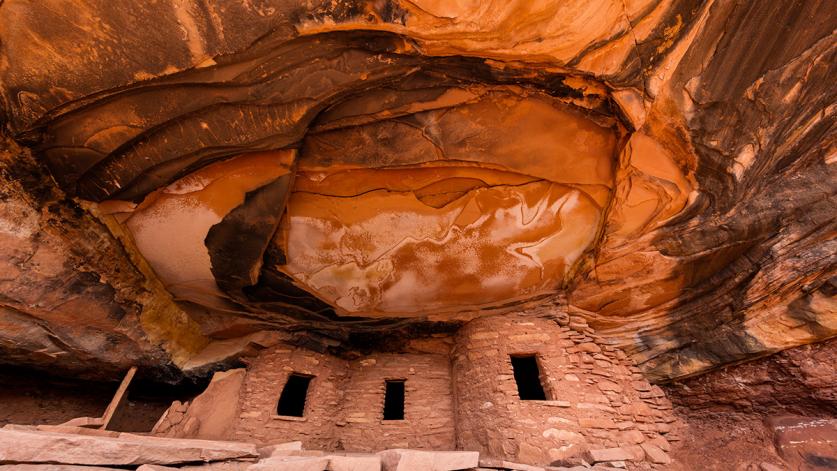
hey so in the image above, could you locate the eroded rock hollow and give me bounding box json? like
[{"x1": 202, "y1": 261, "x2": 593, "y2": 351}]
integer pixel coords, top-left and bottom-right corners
[{"x1": 0, "y1": 0, "x2": 835, "y2": 468}]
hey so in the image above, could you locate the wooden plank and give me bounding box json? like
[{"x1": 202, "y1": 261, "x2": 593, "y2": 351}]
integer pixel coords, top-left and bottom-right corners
[{"x1": 100, "y1": 366, "x2": 137, "y2": 430}]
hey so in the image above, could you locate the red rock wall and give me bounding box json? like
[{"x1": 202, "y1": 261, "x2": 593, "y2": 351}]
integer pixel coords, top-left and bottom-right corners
[
  {"x1": 452, "y1": 313, "x2": 676, "y2": 466},
  {"x1": 0, "y1": 138, "x2": 202, "y2": 379},
  {"x1": 0, "y1": 0, "x2": 834, "y2": 385},
  {"x1": 336, "y1": 353, "x2": 455, "y2": 451},
  {"x1": 232, "y1": 347, "x2": 456, "y2": 450},
  {"x1": 229, "y1": 311, "x2": 679, "y2": 466},
  {"x1": 666, "y1": 337, "x2": 837, "y2": 415},
  {"x1": 233, "y1": 346, "x2": 347, "y2": 449}
]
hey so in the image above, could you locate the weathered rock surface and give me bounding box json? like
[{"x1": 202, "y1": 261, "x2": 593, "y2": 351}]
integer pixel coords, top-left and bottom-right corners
[
  {"x1": 0, "y1": 428, "x2": 258, "y2": 466},
  {"x1": 667, "y1": 337, "x2": 837, "y2": 414},
  {"x1": 767, "y1": 416, "x2": 837, "y2": 470},
  {"x1": 0, "y1": 428, "x2": 484, "y2": 471},
  {"x1": 247, "y1": 456, "x2": 330, "y2": 471},
  {"x1": 0, "y1": 138, "x2": 202, "y2": 379},
  {"x1": 0, "y1": 466, "x2": 123, "y2": 471},
  {"x1": 584, "y1": 446, "x2": 645, "y2": 463},
  {"x1": 322, "y1": 454, "x2": 382, "y2": 471},
  {"x1": 153, "y1": 368, "x2": 245, "y2": 439},
  {"x1": 378, "y1": 449, "x2": 479, "y2": 471},
  {"x1": 0, "y1": 0, "x2": 833, "y2": 384}
]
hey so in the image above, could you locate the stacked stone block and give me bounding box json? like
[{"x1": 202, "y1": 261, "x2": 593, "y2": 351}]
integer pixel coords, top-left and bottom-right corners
[
  {"x1": 227, "y1": 309, "x2": 679, "y2": 468},
  {"x1": 452, "y1": 312, "x2": 676, "y2": 467},
  {"x1": 233, "y1": 348, "x2": 456, "y2": 451}
]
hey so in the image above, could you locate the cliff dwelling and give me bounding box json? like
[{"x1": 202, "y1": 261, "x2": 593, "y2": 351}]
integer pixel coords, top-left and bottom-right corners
[{"x1": 0, "y1": 1, "x2": 835, "y2": 470}]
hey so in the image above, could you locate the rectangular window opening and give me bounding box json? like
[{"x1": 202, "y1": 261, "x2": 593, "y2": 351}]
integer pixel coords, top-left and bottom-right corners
[
  {"x1": 383, "y1": 379, "x2": 406, "y2": 420},
  {"x1": 511, "y1": 355, "x2": 548, "y2": 400},
  {"x1": 276, "y1": 373, "x2": 313, "y2": 417}
]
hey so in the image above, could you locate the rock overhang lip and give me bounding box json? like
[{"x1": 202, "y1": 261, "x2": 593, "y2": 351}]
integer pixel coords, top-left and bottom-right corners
[
  {"x1": 100, "y1": 87, "x2": 625, "y2": 320},
  {"x1": 17, "y1": 29, "x2": 640, "y2": 324}
]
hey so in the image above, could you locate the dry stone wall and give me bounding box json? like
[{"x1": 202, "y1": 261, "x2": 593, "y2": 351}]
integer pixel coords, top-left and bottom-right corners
[
  {"x1": 336, "y1": 353, "x2": 456, "y2": 451},
  {"x1": 233, "y1": 346, "x2": 348, "y2": 449},
  {"x1": 452, "y1": 313, "x2": 677, "y2": 466},
  {"x1": 231, "y1": 347, "x2": 456, "y2": 451},
  {"x1": 194, "y1": 309, "x2": 679, "y2": 468}
]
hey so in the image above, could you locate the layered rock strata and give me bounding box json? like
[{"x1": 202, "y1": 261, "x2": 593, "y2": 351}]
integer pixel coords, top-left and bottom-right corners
[
  {"x1": 666, "y1": 337, "x2": 837, "y2": 415},
  {"x1": 0, "y1": 0, "x2": 833, "y2": 383}
]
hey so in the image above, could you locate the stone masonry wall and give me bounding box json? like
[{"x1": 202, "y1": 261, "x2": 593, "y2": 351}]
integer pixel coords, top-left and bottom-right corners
[
  {"x1": 232, "y1": 345, "x2": 348, "y2": 449},
  {"x1": 231, "y1": 347, "x2": 456, "y2": 451},
  {"x1": 336, "y1": 353, "x2": 455, "y2": 451},
  {"x1": 222, "y1": 308, "x2": 679, "y2": 468},
  {"x1": 451, "y1": 311, "x2": 677, "y2": 467}
]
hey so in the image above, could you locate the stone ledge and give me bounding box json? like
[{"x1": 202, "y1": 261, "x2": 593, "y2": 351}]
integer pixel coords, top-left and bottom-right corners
[{"x1": 272, "y1": 415, "x2": 308, "y2": 422}]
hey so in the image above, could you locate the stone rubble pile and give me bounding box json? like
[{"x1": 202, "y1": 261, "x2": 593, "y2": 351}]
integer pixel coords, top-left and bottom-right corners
[{"x1": 0, "y1": 426, "x2": 673, "y2": 470}]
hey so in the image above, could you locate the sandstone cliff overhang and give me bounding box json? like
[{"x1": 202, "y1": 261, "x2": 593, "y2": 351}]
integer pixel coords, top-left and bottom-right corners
[{"x1": 0, "y1": 0, "x2": 834, "y2": 382}]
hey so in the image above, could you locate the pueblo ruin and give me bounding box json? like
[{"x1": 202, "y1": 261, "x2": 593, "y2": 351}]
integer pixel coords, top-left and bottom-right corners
[{"x1": 0, "y1": 1, "x2": 834, "y2": 470}]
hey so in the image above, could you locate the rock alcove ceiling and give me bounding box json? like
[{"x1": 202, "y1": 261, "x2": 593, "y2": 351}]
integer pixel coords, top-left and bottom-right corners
[{"x1": 0, "y1": 0, "x2": 834, "y2": 384}]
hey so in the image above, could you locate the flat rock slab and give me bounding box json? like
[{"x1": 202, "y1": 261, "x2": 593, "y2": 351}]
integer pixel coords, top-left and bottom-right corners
[
  {"x1": 35, "y1": 425, "x2": 121, "y2": 438},
  {"x1": 325, "y1": 454, "x2": 381, "y2": 471},
  {"x1": 584, "y1": 446, "x2": 645, "y2": 463},
  {"x1": 378, "y1": 449, "x2": 479, "y2": 471},
  {"x1": 258, "y1": 441, "x2": 304, "y2": 458},
  {"x1": 478, "y1": 458, "x2": 545, "y2": 471},
  {"x1": 179, "y1": 463, "x2": 252, "y2": 470},
  {"x1": 472, "y1": 466, "x2": 612, "y2": 471},
  {"x1": 767, "y1": 415, "x2": 837, "y2": 470},
  {"x1": 639, "y1": 444, "x2": 670, "y2": 464},
  {"x1": 247, "y1": 456, "x2": 329, "y2": 471},
  {"x1": 0, "y1": 428, "x2": 258, "y2": 466},
  {"x1": 0, "y1": 466, "x2": 123, "y2": 471}
]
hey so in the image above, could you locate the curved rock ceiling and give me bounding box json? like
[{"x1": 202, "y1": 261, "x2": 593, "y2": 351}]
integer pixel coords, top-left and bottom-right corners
[
  {"x1": 0, "y1": 0, "x2": 834, "y2": 382},
  {"x1": 108, "y1": 87, "x2": 620, "y2": 317}
]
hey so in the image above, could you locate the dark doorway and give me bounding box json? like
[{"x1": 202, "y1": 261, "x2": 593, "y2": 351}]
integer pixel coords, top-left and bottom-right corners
[
  {"x1": 510, "y1": 355, "x2": 548, "y2": 400},
  {"x1": 276, "y1": 373, "x2": 313, "y2": 417},
  {"x1": 383, "y1": 379, "x2": 405, "y2": 420}
]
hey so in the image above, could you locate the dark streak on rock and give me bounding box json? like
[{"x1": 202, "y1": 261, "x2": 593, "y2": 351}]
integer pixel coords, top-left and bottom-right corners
[{"x1": 206, "y1": 171, "x2": 295, "y2": 296}]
